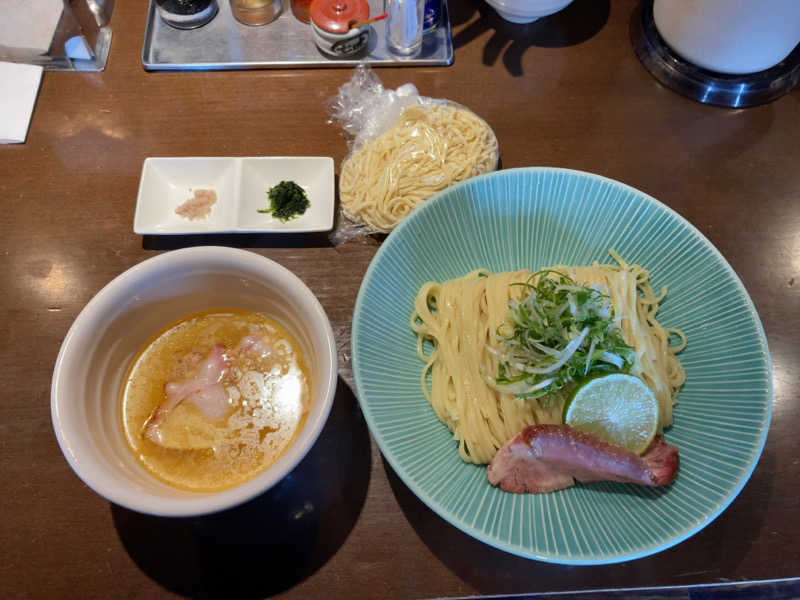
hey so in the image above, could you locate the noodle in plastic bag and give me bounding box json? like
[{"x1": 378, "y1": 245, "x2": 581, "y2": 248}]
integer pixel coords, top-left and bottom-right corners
[{"x1": 328, "y1": 65, "x2": 499, "y2": 241}]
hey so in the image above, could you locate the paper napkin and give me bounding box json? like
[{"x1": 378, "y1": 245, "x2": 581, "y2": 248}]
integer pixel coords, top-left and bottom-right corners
[
  {"x1": 0, "y1": 0, "x2": 63, "y2": 58},
  {"x1": 0, "y1": 61, "x2": 44, "y2": 144}
]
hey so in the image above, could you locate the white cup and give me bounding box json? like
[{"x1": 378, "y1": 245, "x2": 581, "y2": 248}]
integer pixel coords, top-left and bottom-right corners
[
  {"x1": 654, "y1": 0, "x2": 800, "y2": 75},
  {"x1": 51, "y1": 247, "x2": 337, "y2": 517}
]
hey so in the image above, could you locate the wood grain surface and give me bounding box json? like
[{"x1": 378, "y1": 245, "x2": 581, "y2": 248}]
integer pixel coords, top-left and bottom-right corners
[{"x1": 1, "y1": 0, "x2": 798, "y2": 598}]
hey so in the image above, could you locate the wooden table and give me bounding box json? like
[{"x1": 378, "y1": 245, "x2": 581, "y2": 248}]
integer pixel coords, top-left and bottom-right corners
[{"x1": 2, "y1": 0, "x2": 798, "y2": 597}]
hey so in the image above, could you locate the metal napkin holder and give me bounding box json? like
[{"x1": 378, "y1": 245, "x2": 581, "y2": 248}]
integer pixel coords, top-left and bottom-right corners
[{"x1": 0, "y1": 0, "x2": 113, "y2": 72}]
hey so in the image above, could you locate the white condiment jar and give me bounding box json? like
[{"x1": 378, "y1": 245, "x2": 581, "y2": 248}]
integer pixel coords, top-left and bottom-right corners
[{"x1": 310, "y1": 0, "x2": 371, "y2": 58}]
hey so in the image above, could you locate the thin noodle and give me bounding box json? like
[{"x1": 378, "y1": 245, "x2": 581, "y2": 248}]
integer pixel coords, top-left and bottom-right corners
[
  {"x1": 340, "y1": 104, "x2": 498, "y2": 233},
  {"x1": 410, "y1": 253, "x2": 686, "y2": 465}
]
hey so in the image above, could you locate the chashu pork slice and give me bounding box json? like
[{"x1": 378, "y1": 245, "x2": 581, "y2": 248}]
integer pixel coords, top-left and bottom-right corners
[
  {"x1": 143, "y1": 344, "x2": 234, "y2": 450},
  {"x1": 141, "y1": 336, "x2": 273, "y2": 450},
  {"x1": 487, "y1": 424, "x2": 679, "y2": 494}
]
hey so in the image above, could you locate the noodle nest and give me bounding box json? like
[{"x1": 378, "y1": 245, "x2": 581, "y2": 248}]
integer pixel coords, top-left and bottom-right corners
[
  {"x1": 410, "y1": 254, "x2": 686, "y2": 465},
  {"x1": 339, "y1": 103, "x2": 498, "y2": 233}
]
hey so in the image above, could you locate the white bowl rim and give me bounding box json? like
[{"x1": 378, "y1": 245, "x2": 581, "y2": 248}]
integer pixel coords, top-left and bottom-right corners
[
  {"x1": 485, "y1": 0, "x2": 573, "y2": 21},
  {"x1": 51, "y1": 246, "x2": 338, "y2": 517}
]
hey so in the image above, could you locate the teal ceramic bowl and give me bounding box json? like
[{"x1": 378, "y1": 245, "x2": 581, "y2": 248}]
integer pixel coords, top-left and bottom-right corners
[{"x1": 351, "y1": 167, "x2": 772, "y2": 564}]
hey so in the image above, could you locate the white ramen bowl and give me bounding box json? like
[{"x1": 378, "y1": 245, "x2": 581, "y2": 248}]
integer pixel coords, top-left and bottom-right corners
[{"x1": 51, "y1": 246, "x2": 337, "y2": 517}]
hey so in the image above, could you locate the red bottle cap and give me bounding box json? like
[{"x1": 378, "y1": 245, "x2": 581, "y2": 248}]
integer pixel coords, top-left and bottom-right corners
[{"x1": 310, "y1": 0, "x2": 369, "y2": 33}]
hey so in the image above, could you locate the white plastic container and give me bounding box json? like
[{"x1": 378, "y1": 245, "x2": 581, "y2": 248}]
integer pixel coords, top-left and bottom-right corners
[{"x1": 653, "y1": 0, "x2": 800, "y2": 75}]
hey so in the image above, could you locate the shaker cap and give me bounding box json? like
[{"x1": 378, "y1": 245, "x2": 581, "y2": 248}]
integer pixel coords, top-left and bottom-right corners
[{"x1": 310, "y1": 0, "x2": 369, "y2": 33}]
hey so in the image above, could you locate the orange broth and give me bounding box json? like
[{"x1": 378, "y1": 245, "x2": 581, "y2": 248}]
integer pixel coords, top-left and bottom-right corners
[{"x1": 120, "y1": 309, "x2": 310, "y2": 492}]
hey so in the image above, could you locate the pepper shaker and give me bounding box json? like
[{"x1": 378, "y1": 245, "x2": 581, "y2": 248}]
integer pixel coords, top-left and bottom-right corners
[{"x1": 385, "y1": 0, "x2": 424, "y2": 56}]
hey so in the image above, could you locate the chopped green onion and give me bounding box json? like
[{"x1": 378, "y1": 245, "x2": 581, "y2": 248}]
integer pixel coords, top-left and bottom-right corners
[{"x1": 490, "y1": 270, "x2": 635, "y2": 402}]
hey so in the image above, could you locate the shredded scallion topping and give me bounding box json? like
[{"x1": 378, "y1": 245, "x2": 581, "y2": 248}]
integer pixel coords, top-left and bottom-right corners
[{"x1": 490, "y1": 270, "x2": 635, "y2": 401}]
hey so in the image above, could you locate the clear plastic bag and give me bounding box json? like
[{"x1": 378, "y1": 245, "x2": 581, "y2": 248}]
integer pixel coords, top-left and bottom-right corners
[{"x1": 328, "y1": 65, "x2": 499, "y2": 244}]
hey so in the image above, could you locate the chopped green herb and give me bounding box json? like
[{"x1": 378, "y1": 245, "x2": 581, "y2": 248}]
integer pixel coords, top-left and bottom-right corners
[
  {"x1": 258, "y1": 180, "x2": 310, "y2": 221},
  {"x1": 489, "y1": 270, "x2": 635, "y2": 403}
]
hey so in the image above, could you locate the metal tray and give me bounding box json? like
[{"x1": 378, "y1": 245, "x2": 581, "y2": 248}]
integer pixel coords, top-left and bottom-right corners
[{"x1": 142, "y1": 0, "x2": 453, "y2": 70}]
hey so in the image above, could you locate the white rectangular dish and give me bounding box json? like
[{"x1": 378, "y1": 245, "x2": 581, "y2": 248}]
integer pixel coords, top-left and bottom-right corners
[{"x1": 134, "y1": 156, "x2": 335, "y2": 235}]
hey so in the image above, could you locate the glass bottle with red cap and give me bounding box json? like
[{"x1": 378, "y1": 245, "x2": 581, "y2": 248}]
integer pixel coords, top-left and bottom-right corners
[{"x1": 291, "y1": 0, "x2": 313, "y2": 23}]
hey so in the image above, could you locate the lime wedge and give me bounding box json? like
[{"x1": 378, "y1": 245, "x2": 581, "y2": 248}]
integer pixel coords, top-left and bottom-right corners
[{"x1": 563, "y1": 373, "x2": 659, "y2": 455}]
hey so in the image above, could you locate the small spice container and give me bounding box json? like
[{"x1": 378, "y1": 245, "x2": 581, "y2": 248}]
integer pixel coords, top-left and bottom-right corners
[
  {"x1": 310, "y1": 0, "x2": 370, "y2": 58},
  {"x1": 155, "y1": 0, "x2": 219, "y2": 29},
  {"x1": 231, "y1": 0, "x2": 282, "y2": 26}
]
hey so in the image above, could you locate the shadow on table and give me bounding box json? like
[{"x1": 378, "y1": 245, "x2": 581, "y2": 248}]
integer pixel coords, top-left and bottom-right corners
[
  {"x1": 142, "y1": 231, "x2": 335, "y2": 251},
  {"x1": 449, "y1": 0, "x2": 610, "y2": 76},
  {"x1": 111, "y1": 377, "x2": 370, "y2": 599},
  {"x1": 383, "y1": 446, "x2": 775, "y2": 593},
  {"x1": 140, "y1": 213, "x2": 387, "y2": 251}
]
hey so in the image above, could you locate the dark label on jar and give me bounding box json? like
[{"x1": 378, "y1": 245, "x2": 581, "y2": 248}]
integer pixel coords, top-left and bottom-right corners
[
  {"x1": 423, "y1": 0, "x2": 441, "y2": 32},
  {"x1": 331, "y1": 31, "x2": 370, "y2": 57}
]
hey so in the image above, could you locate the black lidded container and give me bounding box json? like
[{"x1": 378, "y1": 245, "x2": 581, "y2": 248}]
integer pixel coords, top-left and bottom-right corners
[{"x1": 156, "y1": 0, "x2": 219, "y2": 29}]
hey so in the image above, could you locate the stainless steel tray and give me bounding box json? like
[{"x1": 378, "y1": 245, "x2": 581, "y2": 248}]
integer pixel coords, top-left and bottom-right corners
[{"x1": 142, "y1": 0, "x2": 453, "y2": 70}]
